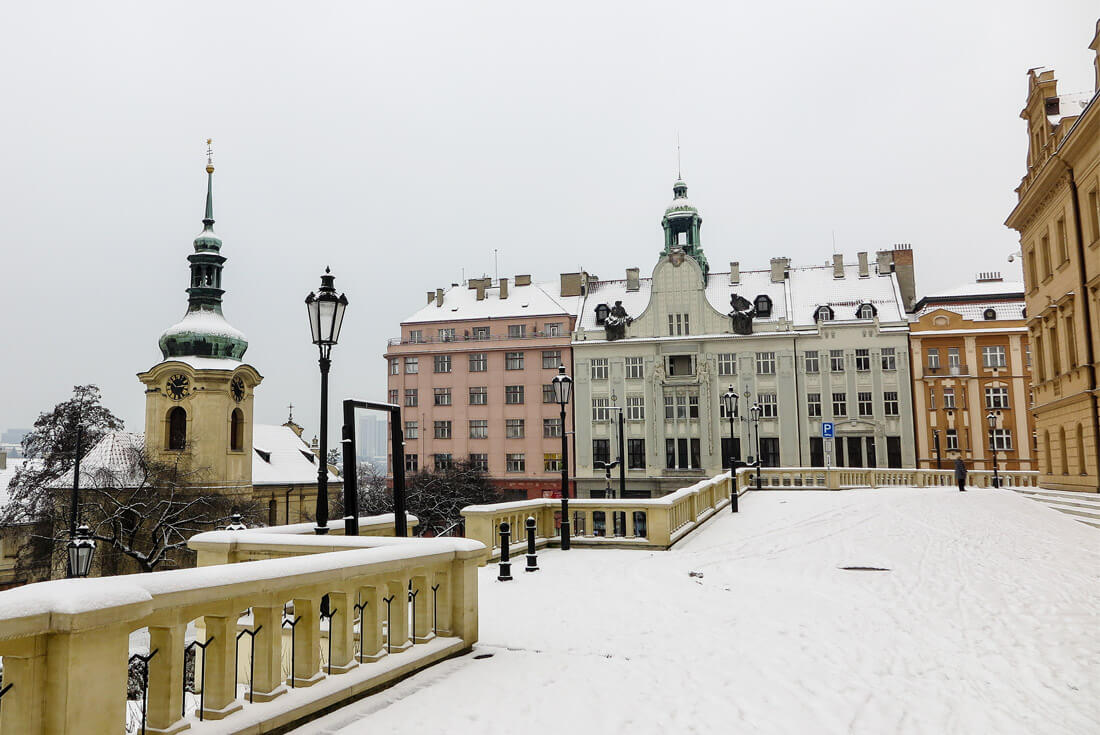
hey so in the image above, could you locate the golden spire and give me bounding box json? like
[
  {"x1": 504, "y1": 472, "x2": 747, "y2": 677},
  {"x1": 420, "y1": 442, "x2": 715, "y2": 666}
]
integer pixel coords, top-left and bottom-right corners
[{"x1": 205, "y1": 138, "x2": 215, "y2": 174}]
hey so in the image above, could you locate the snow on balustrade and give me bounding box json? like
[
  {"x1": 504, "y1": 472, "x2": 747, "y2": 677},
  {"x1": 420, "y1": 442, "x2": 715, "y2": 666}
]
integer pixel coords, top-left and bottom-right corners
[
  {"x1": 461, "y1": 472, "x2": 736, "y2": 560},
  {"x1": 736, "y1": 466, "x2": 1039, "y2": 490},
  {"x1": 0, "y1": 517, "x2": 484, "y2": 735}
]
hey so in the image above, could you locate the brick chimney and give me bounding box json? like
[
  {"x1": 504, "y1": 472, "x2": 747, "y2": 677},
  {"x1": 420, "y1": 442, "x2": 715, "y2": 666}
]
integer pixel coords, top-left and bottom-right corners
[
  {"x1": 435, "y1": 288, "x2": 443, "y2": 307},
  {"x1": 832, "y1": 254, "x2": 844, "y2": 279},
  {"x1": 857, "y1": 251, "x2": 869, "y2": 278},
  {"x1": 427, "y1": 290, "x2": 435, "y2": 305},
  {"x1": 626, "y1": 267, "x2": 640, "y2": 292},
  {"x1": 730, "y1": 262, "x2": 740, "y2": 285},
  {"x1": 499, "y1": 278, "x2": 509, "y2": 299},
  {"x1": 515, "y1": 274, "x2": 532, "y2": 286},
  {"x1": 468, "y1": 277, "x2": 490, "y2": 300},
  {"x1": 891, "y1": 244, "x2": 917, "y2": 312},
  {"x1": 770, "y1": 257, "x2": 789, "y2": 283},
  {"x1": 560, "y1": 272, "x2": 583, "y2": 297}
]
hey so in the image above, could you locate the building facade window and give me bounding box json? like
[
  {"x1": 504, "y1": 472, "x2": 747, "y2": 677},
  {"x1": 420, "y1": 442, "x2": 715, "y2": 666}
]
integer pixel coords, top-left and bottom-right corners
[
  {"x1": 759, "y1": 393, "x2": 777, "y2": 418},
  {"x1": 505, "y1": 385, "x2": 524, "y2": 404},
  {"x1": 433, "y1": 387, "x2": 452, "y2": 406},
  {"x1": 592, "y1": 397, "x2": 610, "y2": 421},
  {"x1": 626, "y1": 395, "x2": 645, "y2": 421},
  {"x1": 404, "y1": 356, "x2": 418, "y2": 374},
  {"x1": 927, "y1": 348, "x2": 940, "y2": 370},
  {"x1": 592, "y1": 440, "x2": 611, "y2": 465},
  {"x1": 405, "y1": 389, "x2": 418, "y2": 407},
  {"x1": 408, "y1": 330, "x2": 423, "y2": 344},
  {"x1": 405, "y1": 454, "x2": 418, "y2": 472},
  {"x1": 404, "y1": 421, "x2": 418, "y2": 439},
  {"x1": 832, "y1": 392, "x2": 847, "y2": 416},
  {"x1": 668, "y1": 313, "x2": 690, "y2": 336},
  {"x1": 982, "y1": 345, "x2": 1006, "y2": 368},
  {"x1": 830, "y1": 350, "x2": 845, "y2": 372},
  {"x1": 389, "y1": 358, "x2": 399, "y2": 375},
  {"x1": 756, "y1": 352, "x2": 776, "y2": 375},
  {"x1": 946, "y1": 429, "x2": 958, "y2": 451},
  {"x1": 627, "y1": 439, "x2": 646, "y2": 469},
  {"x1": 544, "y1": 453, "x2": 563, "y2": 472},
  {"x1": 433, "y1": 421, "x2": 452, "y2": 439},
  {"x1": 469, "y1": 453, "x2": 488, "y2": 471},
  {"x1": 468, "y1": 420, "x2": 488, "y2": 439},
  {"x1": 948, "y1": 347, "x2": 961, "y2": 369},
  {"x1": 508, "y1": 324, "x2": 526, "y2": 338},
  {"x1": 434, "y1": 354, "x2": 452, "y2": 373},
  {"x1": 816, "y1": 306, "x2": 834, "y2": 322},
  {"x1": 469, "y1": 386, "x2": 487, "y2": 405},
  {"x1": 858, "y1": 303, "x2": 875, "y2": 319},
  {"x1": 985, "y1": 386, "x2": 1009, "y2": 409},
  {"x1": 943, "y1": 388, "x2": 956, "y2": 409},
  {"x1": 625, "y1": 357, "x2": 644, "y2": 379},
  {"x1": 472, "y1": 326, "x2": 490, "y2": 340},
  {"x1": 858, "y1": 392, "x2": 873, "y2": 417},
  {"x1": 807, "y1": 393, "x2": 821, "y2": 417},
  {"x1": 928, "y1": 386, "x2": 936, "y2": 410},
  {"x1": 503, "y1": 419, "x2": 523, "y2": 439},
  {"x1": 881, "y1": 348, "x2": 896, "y2": 371},
  {"x1": 542, "y1": 350, "x2": 562, "y2": 369},
  {"x1": 433, "y1": 453, "x2": 452, "y2": 470},
  {"x1": 718, "y1": 353, "x2": 737, "y2": 375},
  {"x1": 542, "y1": 384, "x2": 556, "y2": 403},
  {"x1": 438, "y1": 328, "x2": 455, "y2": 342},
  {"x1": 855, "y1": 349, "x2": 870, "y2": 372},
  {"x1": 664, "y1": 437, "x2": 701, "y2": 469},
  {"x1": 543, "y1": 418, "x2": 562, "y2": 437},
  {"x1": 506, "y1": 453, "x2": 525, "y2": 472},
  {"x1": 804, "y1": 351, "x2": 819, "y2": 373},
  {"x1": 591, "y1": 358, "x2": 609, "y2": 380},
  {"x1": 388, "y1": 389, "x2": 398, "y2": 405},
  {"x1": 989, "y1": 429, "x2": 1013, "y2": 451},
  {"x1": 505, "y1": 352, "x2": 525, "y2": 370},
  {"x1": 545, "y1": 322, "x2": 562, "y2": 337},
  {"x1": 469, "y1": 352, "x2": 487, "y2": 372}
]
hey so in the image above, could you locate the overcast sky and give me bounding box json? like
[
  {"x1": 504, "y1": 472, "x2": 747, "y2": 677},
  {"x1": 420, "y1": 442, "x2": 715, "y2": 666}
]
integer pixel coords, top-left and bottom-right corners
[{"x1": 1, "y1": 1, "x2": 1097, "y2": 443}]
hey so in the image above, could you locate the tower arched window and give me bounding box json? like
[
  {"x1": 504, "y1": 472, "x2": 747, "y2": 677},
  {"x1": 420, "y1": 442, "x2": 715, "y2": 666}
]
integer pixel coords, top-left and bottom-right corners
[
  {"x1": 754, "y1": 295, "x2": 772, "y2": 318},
  {"x1": 230, "y1": 408, "x2": 245, "y2": 451},
  {"x1": 167, "y1": 407, "x2": 187, "y2": 451}
]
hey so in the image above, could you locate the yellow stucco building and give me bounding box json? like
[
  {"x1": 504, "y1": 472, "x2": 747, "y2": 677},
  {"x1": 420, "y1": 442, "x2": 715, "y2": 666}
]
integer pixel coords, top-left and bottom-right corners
[{"x1": 1005, "y1": 19, "x2": 1100, "y2": 492}]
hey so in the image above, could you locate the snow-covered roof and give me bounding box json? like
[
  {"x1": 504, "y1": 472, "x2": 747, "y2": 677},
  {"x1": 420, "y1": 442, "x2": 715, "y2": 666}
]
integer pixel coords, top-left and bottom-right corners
[
  {"x1": 1049, "y1": 91, "x2": 1094, "y2": 127},
  {"x1": 402, "y1": 281, "x2": 578, "y2": 325},
  {"x1": 160, "y1": 309, "x2": 247, "y2": 344},
  {"x1": 914, "y1": 300, "x2": 1027, "y2": 322},
  {"x1": 252, "y1": 424, "x2": 340, "y2": 487},
  {"x1": 45, "y1": 432, "x2": 146, "y2": 490},
  {"x1": 578, "y1": 263, "x2": 904, "y2": 332},
  {"x1": 913, "y1": 280, "x2": 1027, "y2": 322},
  {"x1": 0, "y1": 458, "x2": 26, "y2": 507},
  {"x1": 921, "y1": 280, "x2": 1025, "y2": 300},
  {"x1": 155, "y1": 356, "x2": 247, "y2": 371}
]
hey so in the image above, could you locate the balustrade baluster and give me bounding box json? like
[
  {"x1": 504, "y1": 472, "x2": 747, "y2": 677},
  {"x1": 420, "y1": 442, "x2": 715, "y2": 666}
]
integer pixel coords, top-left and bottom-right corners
[
  {"x1": 146, "y1": 622, "x2": 187, "y2": 732},
  {"x1": 386, "y1": 578, "x2": 412, "y2": 653},
  {"x1": 201, "y1": 612, "x2": 244, "y2": 719},
  {"x1": 357, "y1": 585, "x2": 386, "y2": 662},
  {"x1": 326, "y1": 591, "x2": 358, "y2": 673},
  {"x1": 290, "y1": 597, "x2": 323, "y2": 687}
]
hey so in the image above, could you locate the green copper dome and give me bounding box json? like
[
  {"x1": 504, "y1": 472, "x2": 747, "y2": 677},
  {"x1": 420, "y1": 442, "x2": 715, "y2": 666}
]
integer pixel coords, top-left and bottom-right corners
[{"x1": 158, "y1": 163, "x2": 248, "y2": 361}]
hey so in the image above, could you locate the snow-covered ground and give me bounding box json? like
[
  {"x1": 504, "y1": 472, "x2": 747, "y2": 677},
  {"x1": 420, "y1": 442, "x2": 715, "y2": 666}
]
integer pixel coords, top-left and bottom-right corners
[{"x1": 294, "y1": 488, "x2": 1100, "y2": 735}]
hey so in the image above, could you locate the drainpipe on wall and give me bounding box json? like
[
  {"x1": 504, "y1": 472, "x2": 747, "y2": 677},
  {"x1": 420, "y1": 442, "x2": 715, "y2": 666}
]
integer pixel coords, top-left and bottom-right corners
[{"x1": 1052, "y1": 154, "x2": 1100, "y2": 483}]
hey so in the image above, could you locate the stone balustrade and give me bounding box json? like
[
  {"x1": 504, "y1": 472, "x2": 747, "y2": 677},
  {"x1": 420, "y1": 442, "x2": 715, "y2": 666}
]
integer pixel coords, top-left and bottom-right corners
[
  {"x1": 735, "y1": 466, "x2": 1040, "y2": 490},
  {"x1": 462, "y1": 472, "x2": 735, "y2": 560},
  {"x1": 0, "y1": 518, "x2": 482, "y2": 735}
]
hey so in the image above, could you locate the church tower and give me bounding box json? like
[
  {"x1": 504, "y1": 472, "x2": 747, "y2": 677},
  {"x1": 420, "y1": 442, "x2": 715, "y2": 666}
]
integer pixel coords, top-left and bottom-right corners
[
  {"x1": 660, "y1": 178, "x2": 709, "y2": 279},
  {"x1": 137, "y1": 144, "x2": 263, "y2": 495}
]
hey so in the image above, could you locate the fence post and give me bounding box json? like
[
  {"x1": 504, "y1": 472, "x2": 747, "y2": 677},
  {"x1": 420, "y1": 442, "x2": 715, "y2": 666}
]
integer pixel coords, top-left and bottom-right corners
[
  {"x1": 525, "y1": 516, "x2": 539, "y2": 572},
  {"x1": 498, "y1": 522, "x2": 513, "y2": 581}
]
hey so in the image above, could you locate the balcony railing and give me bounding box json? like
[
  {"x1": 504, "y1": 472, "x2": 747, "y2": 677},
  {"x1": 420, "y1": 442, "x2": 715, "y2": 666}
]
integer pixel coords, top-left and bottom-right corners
[
  {"x1": 461, "y1": 472, "x2": 734, "y2": 560},
  {"x1": 735, "y1": 466, "x2": 1040, "y2": 490},
  {"x1": 0, "y1": 514, "x2": 483, "y2": 734}
]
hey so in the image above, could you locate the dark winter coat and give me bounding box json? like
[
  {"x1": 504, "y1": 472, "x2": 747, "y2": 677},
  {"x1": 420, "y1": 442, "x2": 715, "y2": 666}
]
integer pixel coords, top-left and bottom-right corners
[{"x1": 954, "y1": 459, "x2": 967, "y2": 481}]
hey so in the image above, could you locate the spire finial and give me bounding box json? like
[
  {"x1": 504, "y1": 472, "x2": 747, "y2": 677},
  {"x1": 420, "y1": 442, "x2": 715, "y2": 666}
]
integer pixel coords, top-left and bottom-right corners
[
  {"x1": 205, "y1": 138, "x2": 214, "y2": 174},
  {"x1": 203, "y1": 139, "x2": 215, "y2": 225},
  {"x1": 676, "y1": 132, "x2": 681, "y2": 180},
  {"x1": 288, "y1": 402, "x2": 294, "y2": 422}
]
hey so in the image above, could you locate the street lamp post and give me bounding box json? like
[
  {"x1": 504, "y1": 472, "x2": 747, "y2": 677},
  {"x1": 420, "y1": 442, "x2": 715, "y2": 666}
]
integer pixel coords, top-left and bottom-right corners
[
  {"x1": 933, "y1": 429, "x2": 943, "y2": 470},
  {"x1": 987, "y1": 411, "x2": 1001, "y2": 488},
  {"x1": 66, "y1": 398, "x2": 94, "y2": 578},
  {"x1": 552, "y1": 366, "x2": 573, "y2": 550},
  {"x1": 722, "y1": 385, "x2": 739, "y2": 512},
  {"x1": 750, "y1": 402, "x2": 762, "y2": 490},
  {"x1": 305, "y1": 267, "x2": 349, "y2": 535},
  {"x1": 608, "y1": 394, "x2": 626, "y2": 499}
]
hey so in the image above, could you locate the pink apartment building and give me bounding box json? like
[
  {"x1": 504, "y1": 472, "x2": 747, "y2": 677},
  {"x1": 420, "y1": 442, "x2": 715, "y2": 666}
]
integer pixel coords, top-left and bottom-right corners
[{"x1": 385, "y1": 274, "x2": 582, "y2": 500}]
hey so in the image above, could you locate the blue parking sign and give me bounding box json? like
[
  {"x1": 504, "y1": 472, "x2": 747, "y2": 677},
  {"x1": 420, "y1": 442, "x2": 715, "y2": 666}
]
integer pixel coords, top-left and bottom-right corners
[{"x1": 822, "y1": 422, "x2": 834, "y2": 438}]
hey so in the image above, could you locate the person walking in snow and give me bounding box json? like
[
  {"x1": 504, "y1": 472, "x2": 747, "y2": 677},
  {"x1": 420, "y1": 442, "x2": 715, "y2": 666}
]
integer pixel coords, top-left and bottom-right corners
[{"x1": 954, "y1": 457, "x2": 967, "y2": 492}]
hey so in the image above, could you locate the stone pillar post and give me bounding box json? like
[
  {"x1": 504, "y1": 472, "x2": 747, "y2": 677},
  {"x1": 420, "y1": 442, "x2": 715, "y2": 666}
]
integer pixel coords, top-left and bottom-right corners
[
  {"x1": 39, "y1": 627, "x2": 129, "y2": 734},
  {"x1": 0, "y1": 637, "x2": 47, "y2": 735},
  {"x1": 326, "y1": 590, "x2": 357, "y2": 673},
  {"x1": 357, "y1": 585, "x2": 386, "y2": 662},
  {"x1": 448, "y1": 555, "x2": 480, "y2": 647},
  {"x1": 146, "y1": 623, "x2": 189, "y2": 733},
  {"x1": 249, "y1": 605, "x2": 286, "y2": 702},
  {"x1": 200, "y1": 614, "x2": 243, "y2": 720},
  {"x1": 290, "y1": 597, "x2": 323, "y2": 687},
  {"x1": 410, "y1": 575, "x2": 432, "y2": 643},
  {"x1": 385, "y1": 578, "x2": 412, "y2": 653}
]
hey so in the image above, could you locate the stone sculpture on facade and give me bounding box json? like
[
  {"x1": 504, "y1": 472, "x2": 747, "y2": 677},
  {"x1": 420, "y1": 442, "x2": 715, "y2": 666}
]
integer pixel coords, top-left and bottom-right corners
[
  {"x1": 729, "y1": 294, "x2": 756, "y2": 335},
  {"x1": 605, "y1": 300, "x2": 633, "y2": 341}
]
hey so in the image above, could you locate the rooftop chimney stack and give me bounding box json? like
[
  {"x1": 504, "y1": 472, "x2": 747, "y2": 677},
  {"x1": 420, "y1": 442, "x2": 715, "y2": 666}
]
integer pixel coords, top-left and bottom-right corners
[
  {"x1": 626, "y1": 267, "x2": 640, "y2": 292},
  {"x1": 427, "y1": 290, "x2": 435, "y2": 305},
  {"x1": 730, "y1": 262, "x2": 740, "y2": 285},
  {"x1": 515, "y1": 274, "x2": 532, "y2": 286},
  {"x1": 891, "y1": 244, "x2": 917, "y2": 312},
  {"x1": 770, "y1": 257, "x2": 789, "y2": 283},
  {"x1": 499, "y1": 277, "x2": 509, "y2": 299},
  {"x1": 560, "y1": 272, "x2": 583, "y2": 297},
  {"x1": 435, "y1": 288, "x2": 444, "y2": 307},
  {"x1": 832, "y1": 254, "x2": 844, "y2": 279},
  {"x1": 857, "y1": 251, "x2": 869, "y2": 278}
]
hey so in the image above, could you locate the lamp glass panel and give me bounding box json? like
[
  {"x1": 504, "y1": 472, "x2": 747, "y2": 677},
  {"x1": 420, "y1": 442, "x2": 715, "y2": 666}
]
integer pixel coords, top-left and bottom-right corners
[{"x1": 318, "y1": 299, "x2": 337, "y2": 343}]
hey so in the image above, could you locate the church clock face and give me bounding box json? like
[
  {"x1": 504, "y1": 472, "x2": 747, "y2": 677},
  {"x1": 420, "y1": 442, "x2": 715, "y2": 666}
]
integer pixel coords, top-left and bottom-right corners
[
  {"x1": 231, "y1": 376, "x2": 245, "y2": 403},
  {"x1": 166, "y1": 374, "x2": 190, "y2": 401}
]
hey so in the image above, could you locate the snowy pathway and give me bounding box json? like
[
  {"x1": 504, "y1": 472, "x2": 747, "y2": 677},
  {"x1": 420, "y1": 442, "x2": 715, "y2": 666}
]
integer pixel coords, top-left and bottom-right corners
[{"x1": 294, "y1": 488, "x2": 1100, "y2": 734}]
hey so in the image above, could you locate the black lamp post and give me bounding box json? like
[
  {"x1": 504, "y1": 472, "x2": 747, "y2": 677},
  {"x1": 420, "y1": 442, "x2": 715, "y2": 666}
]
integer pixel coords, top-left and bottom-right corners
[
  {"x1": 552, "y1": 366, "x2": 573, "y2": 550},
  {"x1": 66, "y1": 399, "x2": 94, "y2": 578},
  {"x1": 722, "y1": 385, "x2": 739, "y2": 512},
  {"x1": 750, "y1": 402, "x2": 762, "y2": 490},
  {"x1": 933, "y1": 429, "x2": 943, "y2": 469},
  {"x1": 305, "y1": 268, "x2": 349, "y2": 535},
  {"x1": 608, "y1": 393, "x2": 625, "y2": 499},
  {"x1": 987, "y1": 411, "x2": 1001, "y2": 488}
]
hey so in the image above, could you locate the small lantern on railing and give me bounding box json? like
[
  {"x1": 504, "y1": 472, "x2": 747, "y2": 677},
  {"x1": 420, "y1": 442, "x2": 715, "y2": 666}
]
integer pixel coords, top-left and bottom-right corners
[
  {"x1": 67, "y1": 524, "x2": 95, "y2": 578},
  {"x1": 225, "y1": 512, "x2": 247, "y2": 531}
]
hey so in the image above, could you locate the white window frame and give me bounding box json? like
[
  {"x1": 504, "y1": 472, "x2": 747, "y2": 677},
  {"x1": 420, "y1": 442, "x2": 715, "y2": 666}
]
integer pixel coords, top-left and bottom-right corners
[
  {"x1": 755, "y1": 352, "x2": 776, "y2": 375},
  {"x1": 591, "y1": 358, "x2": 609, "y2": 380},
  {"x1": 718, "y1": 353, "x2": 736, "y2": 376}
]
